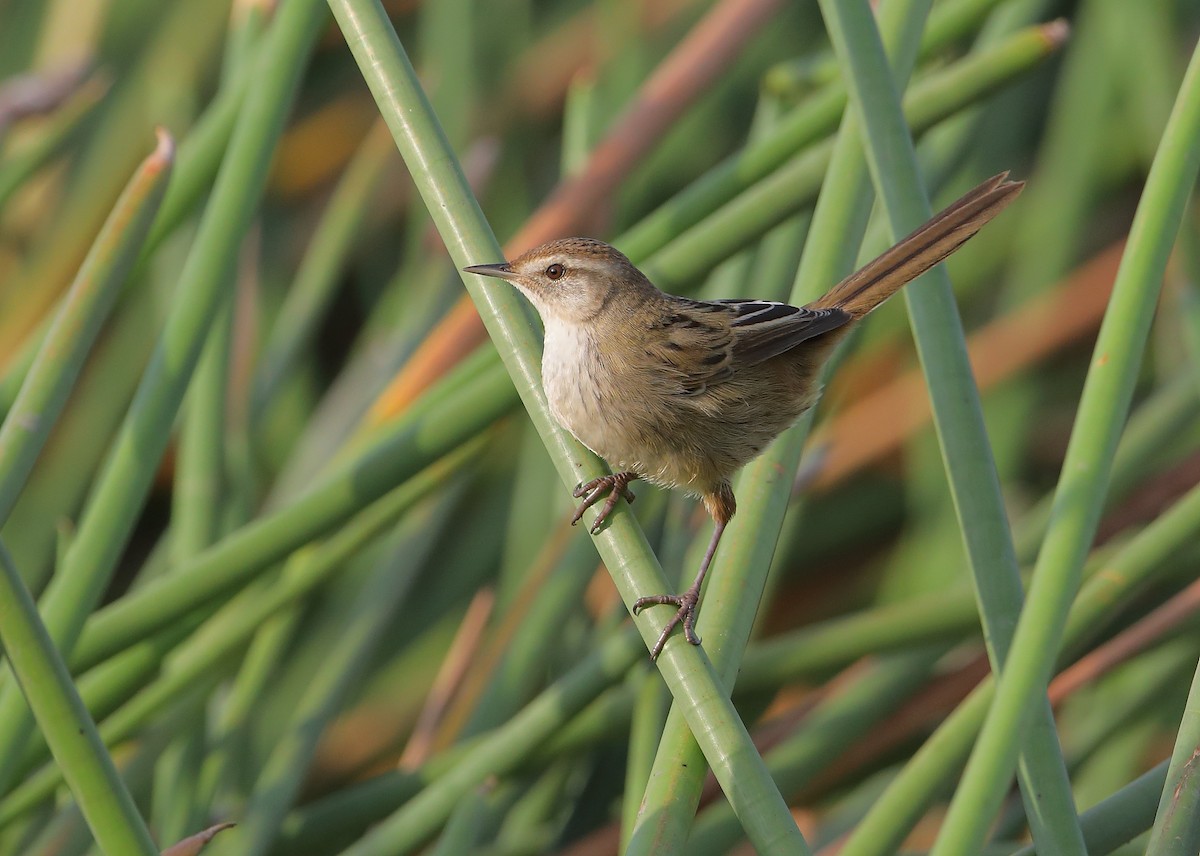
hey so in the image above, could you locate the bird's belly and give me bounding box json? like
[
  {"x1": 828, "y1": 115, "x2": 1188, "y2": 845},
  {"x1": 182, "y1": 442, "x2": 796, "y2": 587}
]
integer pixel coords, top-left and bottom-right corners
[
  {"x1": 540, "y1": 326, "x2": 818, "y2": 492},
  {"x1": 543, "y1": 369, "x2": 736, "y2": 491}
]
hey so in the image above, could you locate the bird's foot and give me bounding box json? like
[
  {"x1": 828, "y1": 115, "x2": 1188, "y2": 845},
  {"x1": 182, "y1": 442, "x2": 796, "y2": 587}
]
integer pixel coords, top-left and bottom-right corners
[
  {"x1": 571, "y1": 471, "x2": 637, "y2": 534},
  {"x1": 632, "y1": 588, "x2": 701, "y2": 660}
]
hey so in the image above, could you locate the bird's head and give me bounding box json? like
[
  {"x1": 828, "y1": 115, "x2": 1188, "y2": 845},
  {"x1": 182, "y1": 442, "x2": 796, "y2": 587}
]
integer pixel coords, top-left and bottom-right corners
[{"x1": 464, "y1": 238, "x2": 653, "y2": 324}]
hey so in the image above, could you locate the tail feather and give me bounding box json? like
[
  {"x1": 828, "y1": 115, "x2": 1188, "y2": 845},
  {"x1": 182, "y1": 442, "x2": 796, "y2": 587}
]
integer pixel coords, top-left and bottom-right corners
[{"x1": 808, "y1": 173, "x2": 1023, "y2": 319}]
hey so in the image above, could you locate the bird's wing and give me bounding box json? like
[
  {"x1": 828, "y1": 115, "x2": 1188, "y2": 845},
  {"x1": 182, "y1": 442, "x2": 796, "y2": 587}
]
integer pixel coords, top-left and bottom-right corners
[
  {"x1": 643, "y1": 299, "x2": 737, "y2": 396},
  {"x1": 648, "y1": 298, "x2": 850, "y2": 396},
  {"x1": 709, "y1": 298, "x2": 851, "y2": 367}
]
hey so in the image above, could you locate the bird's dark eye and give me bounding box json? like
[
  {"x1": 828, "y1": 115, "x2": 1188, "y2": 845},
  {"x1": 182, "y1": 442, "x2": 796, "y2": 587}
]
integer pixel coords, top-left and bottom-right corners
[{"x1": 545, "y1": 263, "x2": 565, "y2": 280}]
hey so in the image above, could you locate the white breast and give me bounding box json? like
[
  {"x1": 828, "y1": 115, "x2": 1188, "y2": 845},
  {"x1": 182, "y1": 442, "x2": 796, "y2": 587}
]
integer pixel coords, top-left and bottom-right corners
[{"x1": 541, "y1": 322, "x2": 619, "y2": 459}]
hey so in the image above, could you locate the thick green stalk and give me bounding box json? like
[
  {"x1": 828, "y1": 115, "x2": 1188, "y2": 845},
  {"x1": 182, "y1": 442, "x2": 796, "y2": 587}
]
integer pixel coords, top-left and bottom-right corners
[
  {"x1": 816, "y1": 1, "x2": 1085, "y2": 851},
  {"x1": 735, "y1": 584, "x2": 977, "y2": 690},
  {"x1": 166, "y1": 0, "x2": 253, "y2": 570},
  {"x1": 171, "y1": 4, "x2": 261, "y2": 581},
  {"x1": 931, "y1": 36, "x2": 1200, "y2": 856},
  {"x1": 327, "y1": 0, "x2": 809, "y2": 851},
  {"x1": 172, "y1": 296, "x2": 232, "y2": 563},
  {"x1": 620, "y1": 667, "x2": 670, "y2": 851}
]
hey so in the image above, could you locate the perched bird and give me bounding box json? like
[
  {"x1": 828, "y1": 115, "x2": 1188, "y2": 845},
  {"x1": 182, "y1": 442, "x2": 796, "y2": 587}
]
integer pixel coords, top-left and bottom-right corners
[{"x1": 466, "y1": 173, "x2": 1023, "y2": 659}]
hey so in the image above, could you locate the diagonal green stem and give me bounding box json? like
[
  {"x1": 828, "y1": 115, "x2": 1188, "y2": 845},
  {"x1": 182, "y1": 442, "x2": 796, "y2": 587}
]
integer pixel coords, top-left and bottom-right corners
[
  {"x1": 0, "y1": 543, "x2": 156, "y2": 855},
  {"x1": 0, "y1": 131, "x2": 173, "y2": 529},
  {"x1": 325, "y1": 0, "x2": 808, "y2": 850}
]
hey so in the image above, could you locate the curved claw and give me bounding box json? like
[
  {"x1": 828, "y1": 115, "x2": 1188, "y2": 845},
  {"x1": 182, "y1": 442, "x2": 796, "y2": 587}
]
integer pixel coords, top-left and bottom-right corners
[
  {"x1": 570, "y1": 471, "x2": 637, "y2": 531},
  {"x1": 632, "y1": 590, "x2": 701, "y2": 660}
]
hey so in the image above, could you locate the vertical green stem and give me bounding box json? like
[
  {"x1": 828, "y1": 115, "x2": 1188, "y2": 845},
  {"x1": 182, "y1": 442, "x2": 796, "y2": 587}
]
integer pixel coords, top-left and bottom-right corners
[
  {"x1": 816, "y1": 1, "x2": 1093, "y2": 851},
  {"x1": 931, "y1": 36, "x2": 1200, "y2": 853},
  {"x1": 627, "y1": 3, "x2": 933, "y2": 851}
]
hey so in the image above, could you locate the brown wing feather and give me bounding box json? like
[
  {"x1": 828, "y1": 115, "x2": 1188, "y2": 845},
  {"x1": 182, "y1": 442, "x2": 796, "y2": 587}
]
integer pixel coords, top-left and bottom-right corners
[
  {"x1": 714, "y1": 299, "x2": 850, "y2": 366},
  {"x1": 635, "y1": 298, "x2": 735, "y2": 397},
  {"x1": 646, "y1": 298, "x2": 849, "y2": 396},
  {"x1": 637, "y1": 176, "x2": 1024, "y2": 397}
]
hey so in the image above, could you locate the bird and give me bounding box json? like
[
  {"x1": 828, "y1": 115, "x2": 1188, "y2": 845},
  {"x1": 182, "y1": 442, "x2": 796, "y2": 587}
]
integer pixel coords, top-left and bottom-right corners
[{"x1": 465, "y1": 173, "x2": 1023, "y2": 659}]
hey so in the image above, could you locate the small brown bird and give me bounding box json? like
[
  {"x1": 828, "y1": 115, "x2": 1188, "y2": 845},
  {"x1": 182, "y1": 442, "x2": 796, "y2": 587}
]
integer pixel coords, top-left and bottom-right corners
[{"x1": 466, "y1": 173, "x2": 1023, "y2": 659}]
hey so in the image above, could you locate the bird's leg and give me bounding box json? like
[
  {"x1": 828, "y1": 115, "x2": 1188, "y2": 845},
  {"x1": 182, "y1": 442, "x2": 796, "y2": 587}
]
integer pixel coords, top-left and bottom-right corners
[
  {"x1": 632, "y1": 484, "x2": 735, "y2": 660},
  {"x1": 633, "y1": 517, "x2": 726, "y2": 660},
  {"x1": 571, "y1": 471, "x2": 638, "y2": 534}
]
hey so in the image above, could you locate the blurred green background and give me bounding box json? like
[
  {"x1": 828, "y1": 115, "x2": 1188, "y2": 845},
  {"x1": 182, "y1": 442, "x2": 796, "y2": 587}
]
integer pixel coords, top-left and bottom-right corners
[{"x1": 0, "y1": 0, "x2": 1198, "y2": 854}]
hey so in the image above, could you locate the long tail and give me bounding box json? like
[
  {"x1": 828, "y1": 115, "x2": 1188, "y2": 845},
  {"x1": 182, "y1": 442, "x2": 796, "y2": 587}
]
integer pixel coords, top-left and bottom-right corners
[{"x1": 807, "y1": 173, "x2": 1024, "y2": 319}]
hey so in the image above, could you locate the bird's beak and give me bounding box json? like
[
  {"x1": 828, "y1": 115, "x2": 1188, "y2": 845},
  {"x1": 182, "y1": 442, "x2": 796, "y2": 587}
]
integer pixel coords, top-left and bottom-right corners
[{"x1": 463, "y1": 262, "x2": 515, "y2": 280}]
